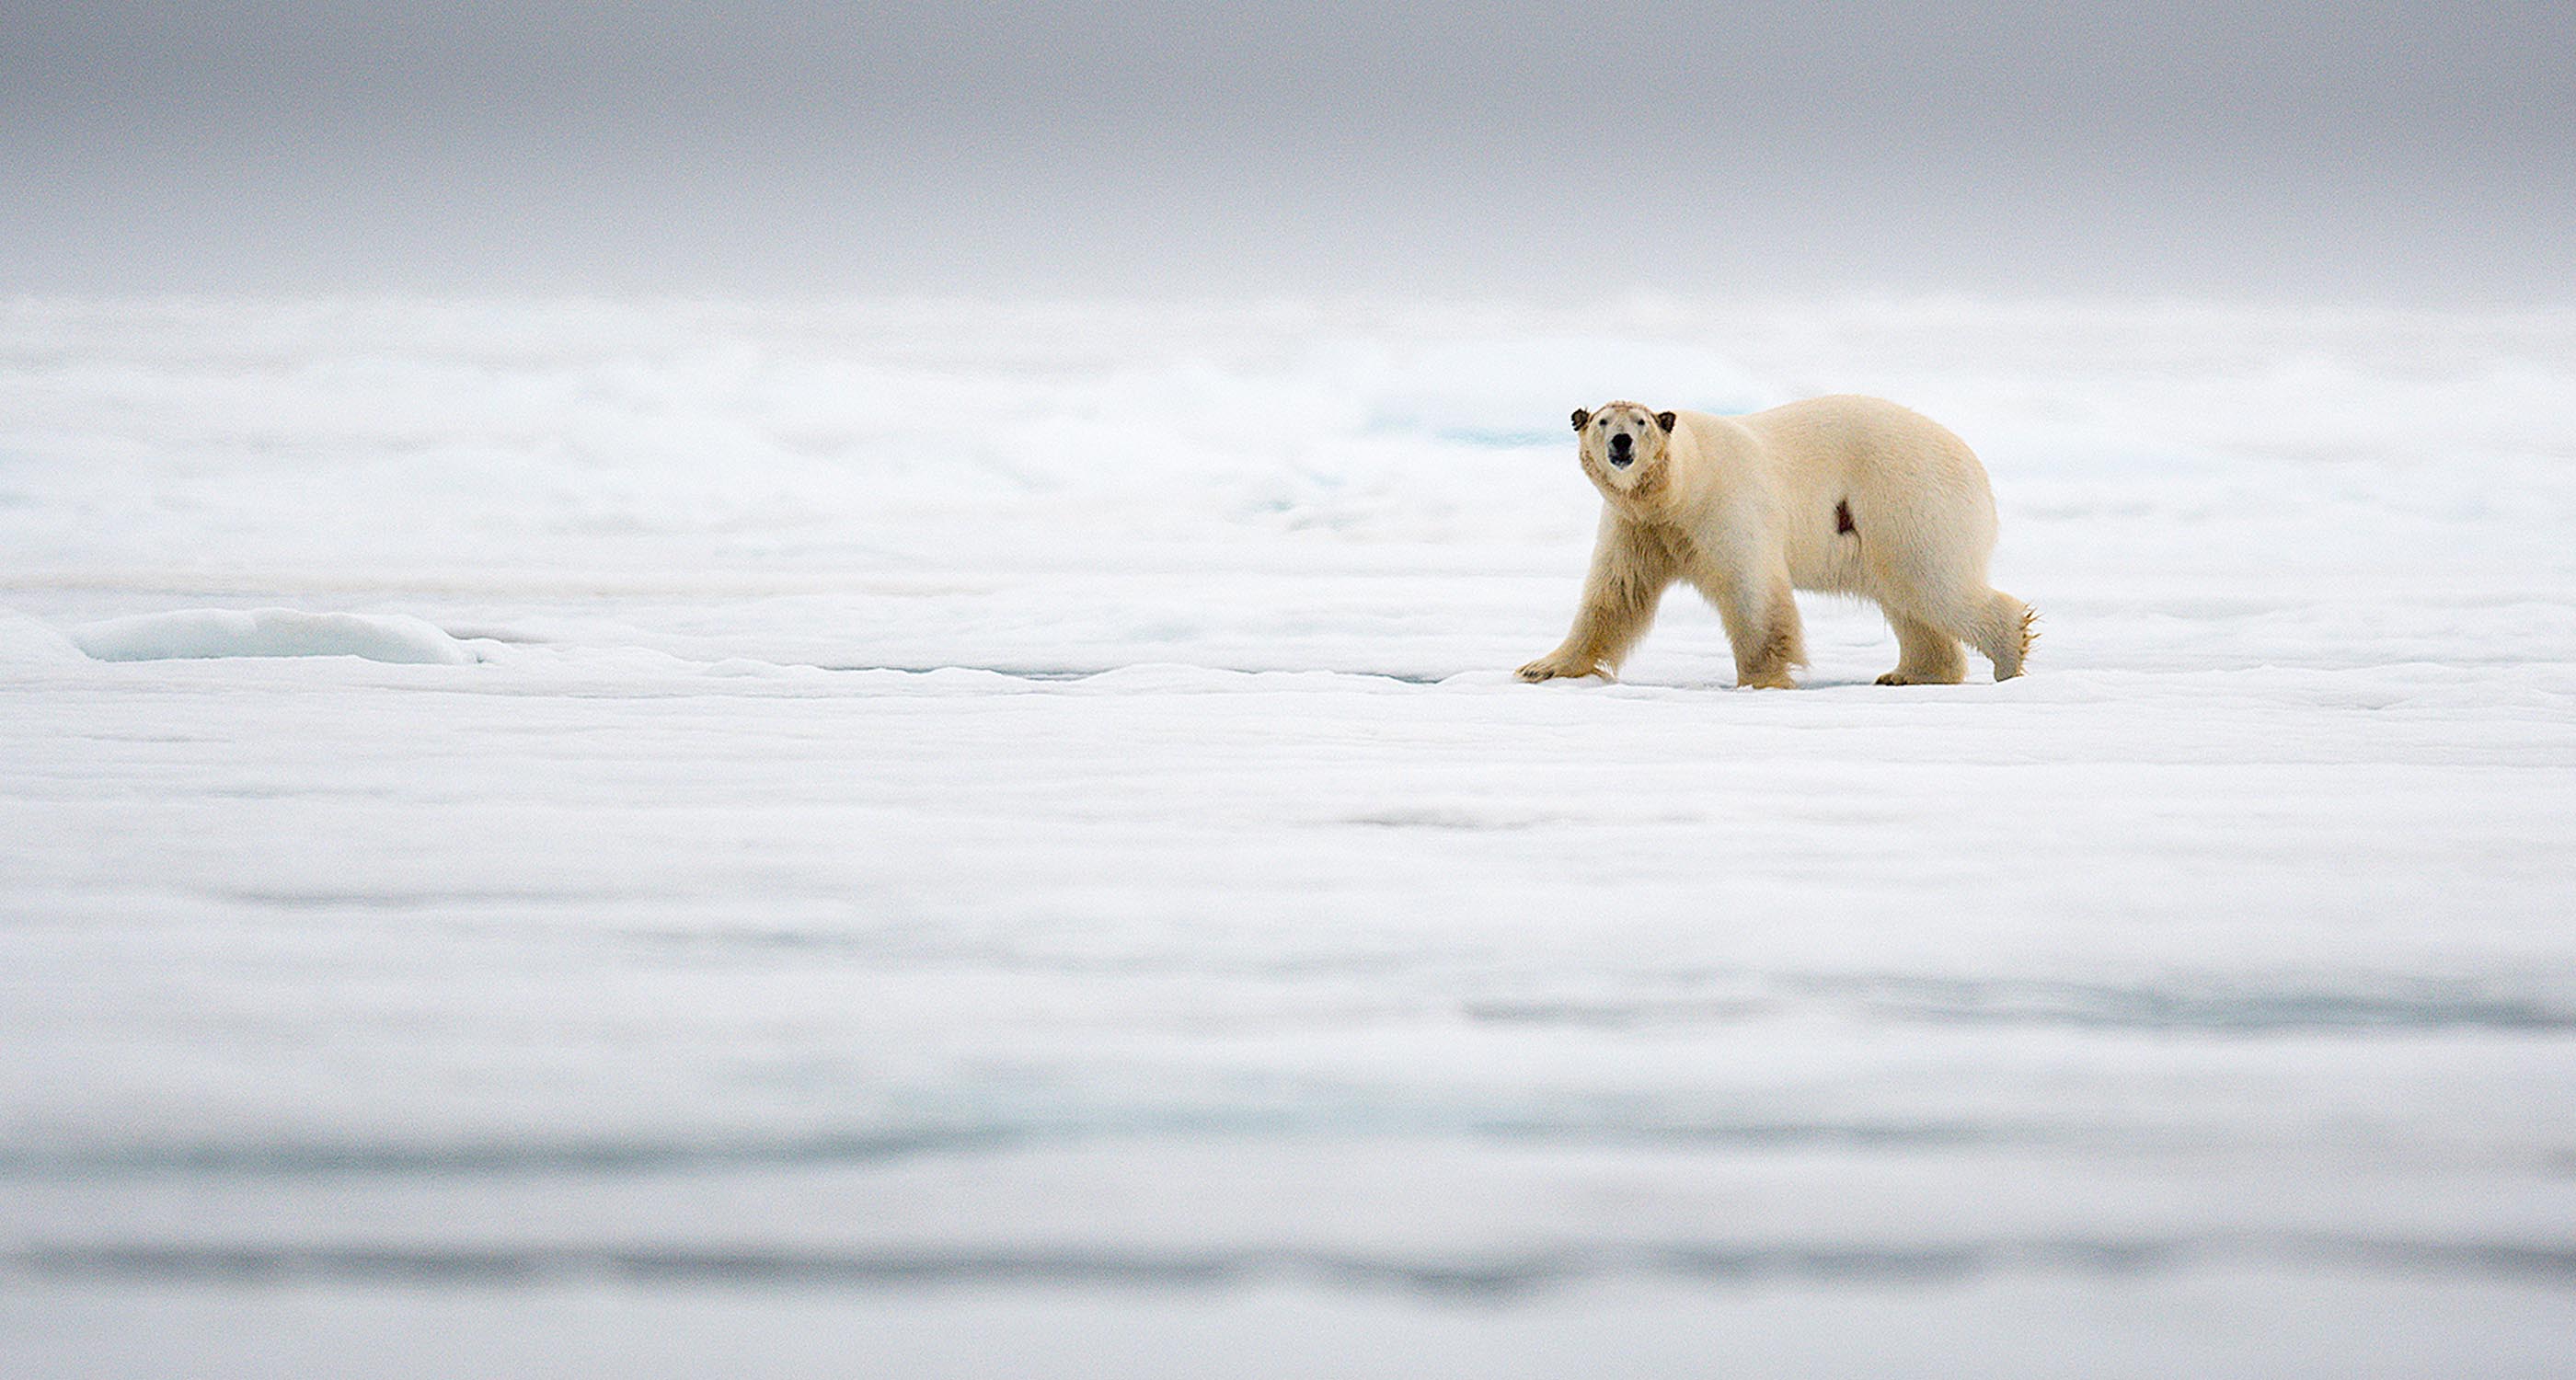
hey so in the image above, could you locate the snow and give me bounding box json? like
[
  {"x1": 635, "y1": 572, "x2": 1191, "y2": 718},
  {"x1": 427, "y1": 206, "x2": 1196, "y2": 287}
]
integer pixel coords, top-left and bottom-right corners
[
  {"x1": 0, "y1": 612, "x2": 86, "y2": 665},
  {"x1": 3, "y1": 295, "x2": 2574, "y2": 1376},
  {"x1": 64, "y1": 608, "x2": 480, "y2": 664}
]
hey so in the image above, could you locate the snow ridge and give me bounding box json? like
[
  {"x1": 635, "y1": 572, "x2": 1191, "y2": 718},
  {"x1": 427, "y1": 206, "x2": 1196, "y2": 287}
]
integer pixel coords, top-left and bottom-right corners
[{"x1": 65, "y1": 608, "x2": 479, "y2": 665}]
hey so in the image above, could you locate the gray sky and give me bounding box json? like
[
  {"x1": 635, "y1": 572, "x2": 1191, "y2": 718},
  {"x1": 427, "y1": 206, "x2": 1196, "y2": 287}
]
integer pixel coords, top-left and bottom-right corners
[{"x1": 6, "y1": 1, "x2": 2570, "y2": 300}]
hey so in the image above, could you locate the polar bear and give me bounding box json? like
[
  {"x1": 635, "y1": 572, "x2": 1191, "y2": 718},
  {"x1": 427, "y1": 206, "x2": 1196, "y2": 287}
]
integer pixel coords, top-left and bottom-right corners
[{"x1": 1518, "y1": 396, "x2": 2033, "y2": 689}]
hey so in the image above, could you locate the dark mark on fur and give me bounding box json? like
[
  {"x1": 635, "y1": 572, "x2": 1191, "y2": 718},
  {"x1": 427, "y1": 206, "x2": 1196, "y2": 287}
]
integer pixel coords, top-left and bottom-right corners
[{"x1": 1834, "y1": 499, "x2": 1856, "y2": 535}]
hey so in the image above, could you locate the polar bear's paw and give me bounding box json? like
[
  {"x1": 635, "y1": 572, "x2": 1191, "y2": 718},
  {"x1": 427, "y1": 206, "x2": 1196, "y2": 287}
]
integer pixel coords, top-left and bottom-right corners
[{"x1": 1516, "y1": 654, "x2": 1603, "y2": 683}]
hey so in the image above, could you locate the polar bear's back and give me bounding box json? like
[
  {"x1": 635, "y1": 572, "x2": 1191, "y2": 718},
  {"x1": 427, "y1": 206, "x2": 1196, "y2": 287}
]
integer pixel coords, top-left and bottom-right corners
[
  {"x1": 1693, "y1": 395, "x2": 2000, "y2": 596},
  {"x1": 1728, "y1": 396, "x2": 1990, "y2": 499},
  {"x1": 1730, "y1": 395, "x2": 1993, "y2": 525}
]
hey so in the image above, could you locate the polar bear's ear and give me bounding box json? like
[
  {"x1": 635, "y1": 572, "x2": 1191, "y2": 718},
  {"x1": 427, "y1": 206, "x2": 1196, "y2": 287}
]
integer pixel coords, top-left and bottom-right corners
[
  {"x1": 1654, "y1": 411, "x2": 1677, "y2": 431},
  {"x1": 1570, "y1": 408, "x2": 1592, "y2": 431}
]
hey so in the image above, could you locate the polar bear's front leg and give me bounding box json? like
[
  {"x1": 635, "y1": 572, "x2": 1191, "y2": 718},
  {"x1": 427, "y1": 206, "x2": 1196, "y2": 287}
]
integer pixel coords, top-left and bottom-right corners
[
  {"x1": 1515, "y1": 643, "x2": 1611, "y2": 682},
  {"x1": 1711, "y1": 570, "x2": 1807, "y2": 689},
  {"x1": 1518, "y1": 513, "x2": 1676, "y2": 682}
]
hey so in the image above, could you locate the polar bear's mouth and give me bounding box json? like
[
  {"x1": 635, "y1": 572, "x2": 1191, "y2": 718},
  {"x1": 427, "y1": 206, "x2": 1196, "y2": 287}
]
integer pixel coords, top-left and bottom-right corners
[{"x1": 1608, "y1": 454, "x2": 1634, "y2": 469}]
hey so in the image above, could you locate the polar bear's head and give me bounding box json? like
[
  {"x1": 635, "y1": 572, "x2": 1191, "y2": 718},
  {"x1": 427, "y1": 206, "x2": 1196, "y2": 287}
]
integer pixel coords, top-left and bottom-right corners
[{"x1": 1570, "y1": 401, "x2": 1680, "y2": 499}]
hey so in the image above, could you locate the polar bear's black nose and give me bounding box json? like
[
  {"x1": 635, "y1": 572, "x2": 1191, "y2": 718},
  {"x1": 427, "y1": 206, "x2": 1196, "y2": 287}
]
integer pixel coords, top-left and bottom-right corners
[{"x1": 1609, "y1": 432, "x2": 1633, "y2": 455}]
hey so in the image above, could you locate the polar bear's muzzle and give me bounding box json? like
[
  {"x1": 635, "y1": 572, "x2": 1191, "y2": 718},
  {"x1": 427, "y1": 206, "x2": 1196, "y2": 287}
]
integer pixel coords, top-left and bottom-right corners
[{"x1": 1607, "y1": 432, "x2": 1636, "y2": 468}]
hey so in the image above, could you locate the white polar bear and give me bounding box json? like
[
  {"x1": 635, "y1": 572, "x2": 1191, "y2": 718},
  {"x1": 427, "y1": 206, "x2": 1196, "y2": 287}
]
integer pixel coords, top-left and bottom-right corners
[{"x1": 1518, "y1": 396, "x2": 2034, "y2": 689}]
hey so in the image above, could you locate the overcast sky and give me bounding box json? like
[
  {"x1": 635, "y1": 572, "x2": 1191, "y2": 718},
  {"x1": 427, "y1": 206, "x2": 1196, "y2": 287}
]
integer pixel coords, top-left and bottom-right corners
[{"x1": 6, "y1": 1, "x2": 2570, "y2": 301}]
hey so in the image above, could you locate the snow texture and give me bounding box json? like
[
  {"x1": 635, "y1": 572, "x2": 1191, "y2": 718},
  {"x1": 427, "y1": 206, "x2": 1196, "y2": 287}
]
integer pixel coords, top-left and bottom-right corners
[
  {"x1": 2, "y1": 297, "x2": 2573, "y2": 1377},
  {"x1": 65, "y1": 608, "x2": 479, "y2": 664}
]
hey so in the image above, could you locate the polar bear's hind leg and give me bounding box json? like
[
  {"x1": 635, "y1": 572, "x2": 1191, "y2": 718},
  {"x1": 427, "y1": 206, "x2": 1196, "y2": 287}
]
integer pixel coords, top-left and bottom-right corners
[
  {"x1": 1969, "y1": 591, "x2": 2035, "y2": 680},
  {"x1": 1877, "y1": 614, "x2": 1967, "y2": 685}
]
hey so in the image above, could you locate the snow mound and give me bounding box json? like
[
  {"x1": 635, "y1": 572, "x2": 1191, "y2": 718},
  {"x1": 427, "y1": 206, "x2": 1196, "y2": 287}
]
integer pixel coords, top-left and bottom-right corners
[
  {"x1": 67, "y1": 608, "x2": 478, "y2": 665},
  {"x1": 0, "y1": 611, "x2": 89, "y2": 665}
]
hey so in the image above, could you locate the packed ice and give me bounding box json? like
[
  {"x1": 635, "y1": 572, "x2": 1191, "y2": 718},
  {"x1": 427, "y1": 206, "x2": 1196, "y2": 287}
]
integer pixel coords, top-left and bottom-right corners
[{"x1": 2, "y1": 296, "x2": 2572, "y2": 1376}]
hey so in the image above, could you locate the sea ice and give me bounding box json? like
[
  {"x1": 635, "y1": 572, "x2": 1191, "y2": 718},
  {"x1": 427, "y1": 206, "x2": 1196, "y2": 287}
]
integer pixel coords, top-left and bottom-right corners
[
  {"x1": 64, "y1": 607, "x2": 479, "y2": 665},
  {"x1": 2, "y1": 295, "x2": 2571, "y2": 1377}
]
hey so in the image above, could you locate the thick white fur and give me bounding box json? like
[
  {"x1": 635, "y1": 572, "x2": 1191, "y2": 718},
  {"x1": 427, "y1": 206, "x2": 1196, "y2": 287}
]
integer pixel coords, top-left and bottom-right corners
[{"x1": 1519, "y1": 396, "x2": 2034, "y2": 689}]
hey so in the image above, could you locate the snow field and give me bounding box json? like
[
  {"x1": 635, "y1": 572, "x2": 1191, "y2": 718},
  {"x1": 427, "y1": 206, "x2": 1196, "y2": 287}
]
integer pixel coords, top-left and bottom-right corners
[{"x1": 3, "y1": 297, "x2": 2574, "y2": 1375}]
